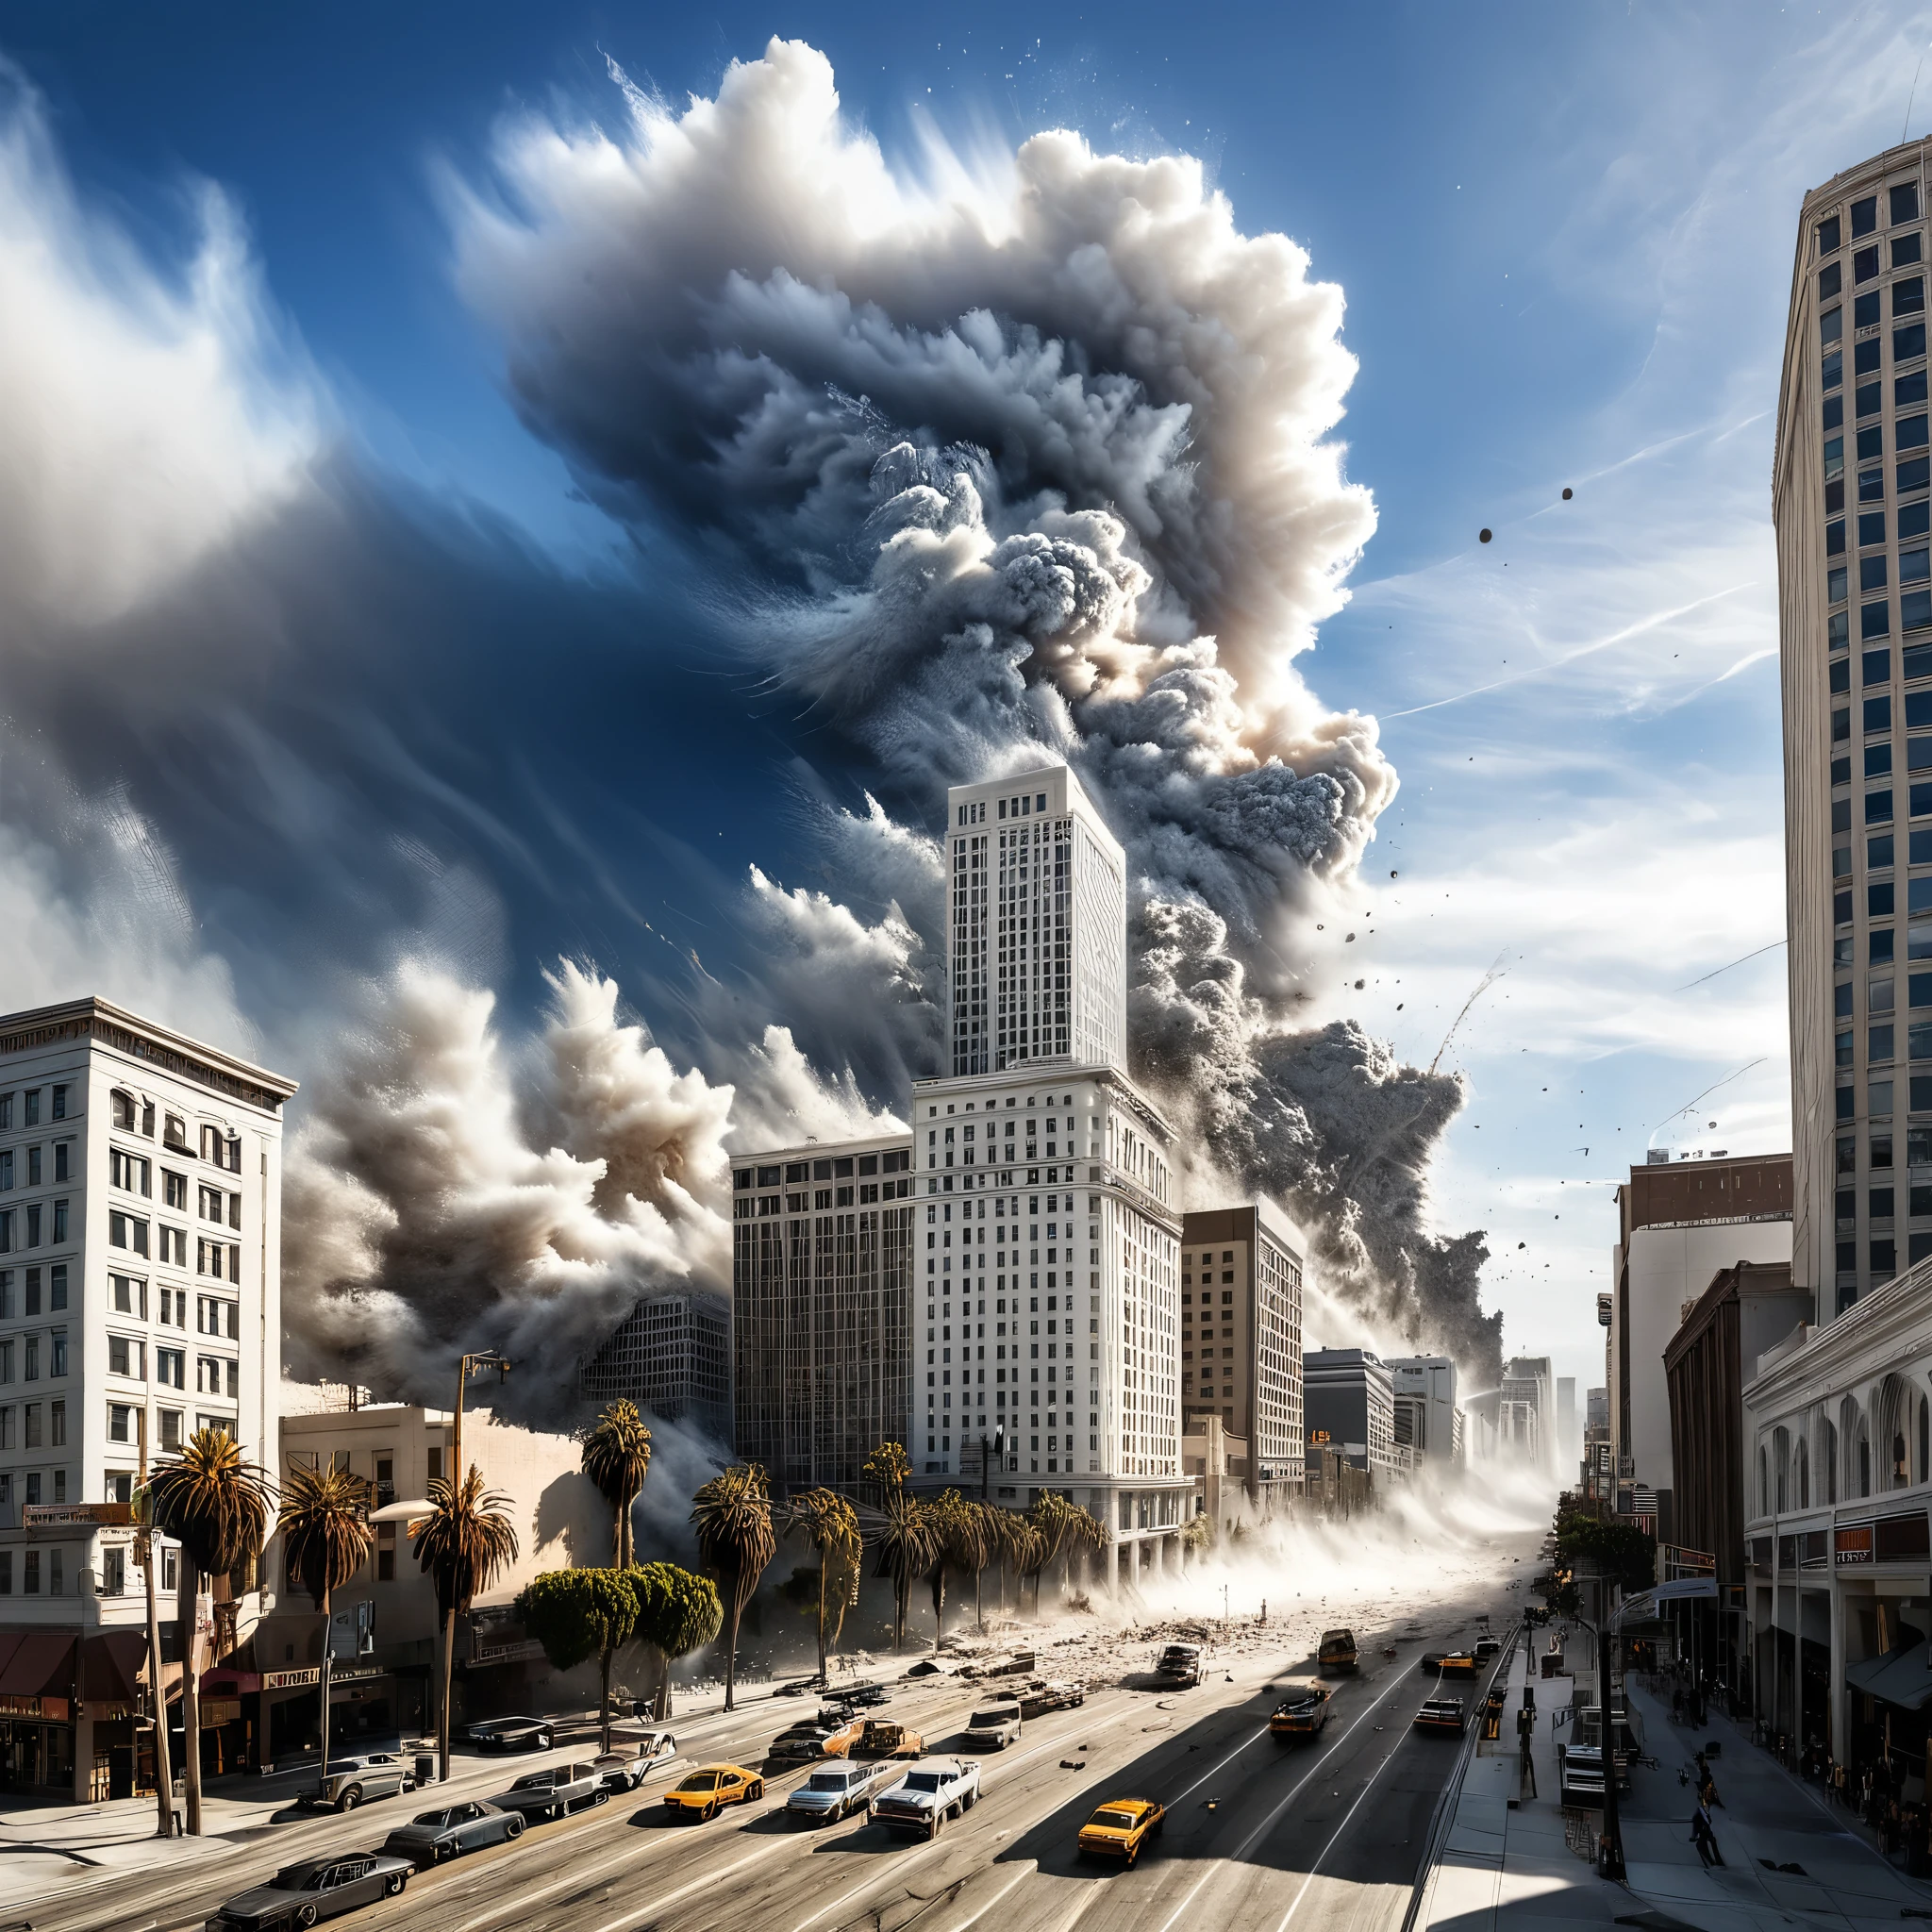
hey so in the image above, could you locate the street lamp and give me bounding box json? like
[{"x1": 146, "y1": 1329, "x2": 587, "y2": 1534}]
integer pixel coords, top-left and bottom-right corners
[{"x1": 432, "y1": 1350, "x2": 509, "y2": 1781}]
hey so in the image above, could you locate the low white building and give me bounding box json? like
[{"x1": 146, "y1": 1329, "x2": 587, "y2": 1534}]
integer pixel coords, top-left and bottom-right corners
[{"x1": 1743, "y1": 1257, "x2": 1932, "y2": 1773}]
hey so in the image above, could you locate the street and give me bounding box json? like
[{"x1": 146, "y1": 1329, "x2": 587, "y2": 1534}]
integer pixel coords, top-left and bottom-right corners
[{"x1": 24, "y1": 1572, "x2": 1521, "y2": 1932}]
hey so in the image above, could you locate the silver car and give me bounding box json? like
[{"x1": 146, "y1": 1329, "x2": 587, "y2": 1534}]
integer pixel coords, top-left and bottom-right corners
[
  {"x1": 592, "y1": 1731, "x2": 677, "y2": 1792},
  {"x1": 302, "y1": 1752, "x2": 415, "y2": 1812},
  {"x1": 785, "y1": 1758, "x2": 895, "y2": 1825},
  {"x1": 381, "y1": 1799, "x2": 525, "y2": 1866}
]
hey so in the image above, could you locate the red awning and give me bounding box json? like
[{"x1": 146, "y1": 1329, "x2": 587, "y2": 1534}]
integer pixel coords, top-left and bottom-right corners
[
  {"x1": 0, "y1": 1631, "x2": 77, "y2": 1697},
  {"x1": 80, "y1": 1631, "x2": 148, "y2": 1704}
]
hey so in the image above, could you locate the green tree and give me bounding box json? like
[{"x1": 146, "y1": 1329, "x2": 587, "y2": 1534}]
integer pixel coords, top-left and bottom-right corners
[
  {"x1": 147, "y1": 1428, "x2": 272, "y2": 1835},
  {"x1": 784, "y1": 1488, "x2": 862, "y2": 1681},
  {"x1": 275, "y1": 1462, "x2": 375, "y2": 1792},
  {"x1": 689, "y1": 1464, "x2": 775, "y2": 1711},
  {"x1": 924, "y1": 1490, "x2": 987, "y2": 1650},
  {"x1": 581, "y1": 1401, "x2": 653, "y2": 1570},
  {"x1": 516, "y1": 1567, "x2": 640, "y2": 1751},
  {"x1": 872, "y1": 1491, "x2": 934, "y2": 1651},
  {"x1": 411, "y1": 1465, "x2": 520, "y2": 1780},
  {"x1": 630, "y1": 1561, "x2": 723, "y2": 1718},
  {"x1": 1550, "y1": 1510, "x2": 1655, "y2": 1614}
]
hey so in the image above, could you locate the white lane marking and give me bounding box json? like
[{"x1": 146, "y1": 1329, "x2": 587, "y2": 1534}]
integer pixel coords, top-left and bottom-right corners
[
  {"x1": 1270, "y1": 1741, "x2": 1407, "y2": 1932},
  {"x1": 944, "y1": 1863, "x2": 1035, "y2": 1932},
  {"x1": 788, "y1": 1699, "x2": 1146, "y2": 1932},
  {"x1": 1150, "y1": 1656, "x2": 1431, "y2": 1932}
]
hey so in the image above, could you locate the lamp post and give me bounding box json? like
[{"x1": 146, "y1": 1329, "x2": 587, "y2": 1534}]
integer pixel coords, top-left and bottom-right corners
[
  {"x1": 135, "y1": 1409, "x2": 174, "y2": 1838},
  {"x1": 435, "y1": 1350, "x2": 509, "y2": 1782}
]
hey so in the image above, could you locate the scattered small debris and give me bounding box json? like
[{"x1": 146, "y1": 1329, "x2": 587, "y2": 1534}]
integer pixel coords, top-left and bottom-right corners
[
  {"x1": 1060, "y1": 1758, "x2": 1086, "y2": 1770},
  {"x1": 1479, "y1": 528, "x2": 1492, "y2": 542}
]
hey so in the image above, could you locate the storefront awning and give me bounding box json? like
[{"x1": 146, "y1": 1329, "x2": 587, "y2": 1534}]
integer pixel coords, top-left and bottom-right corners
[
  {"x1": 1845, "y1": 1641, "x2": 1932, "y2": 1712},
  {"x1": 0, "y1": 1631, "x2": 75, "y2": 1697},
  {"x1": 80, "y1": 1631, "x2": 148, "y2": 1706}
]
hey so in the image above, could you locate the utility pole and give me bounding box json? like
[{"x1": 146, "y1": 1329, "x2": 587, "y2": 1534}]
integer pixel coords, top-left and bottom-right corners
[
  {"x1": 436, "y1": 1351, "x2": 508, "y2": 1783},
  {"x1": 1598, "y1": 1576, "x2": 1625, "y2": 1881},
  {"x1": 136, "y1": 1410, "x2": 175, "y2": 1838}
]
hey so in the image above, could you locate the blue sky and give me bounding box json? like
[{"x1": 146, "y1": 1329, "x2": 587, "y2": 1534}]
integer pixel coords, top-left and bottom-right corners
[{"x1": 6, "y1": 1, "x2": 1927, "y2": 1403}]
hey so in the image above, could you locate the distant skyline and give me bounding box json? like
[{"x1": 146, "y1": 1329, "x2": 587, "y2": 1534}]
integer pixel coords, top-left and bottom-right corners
[{"x1": 1, "y1": 2, "x2": 1924, "y2": 1403}]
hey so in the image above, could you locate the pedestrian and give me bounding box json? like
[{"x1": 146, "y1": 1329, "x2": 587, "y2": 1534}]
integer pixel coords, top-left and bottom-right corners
[{"x1": 1690, "y1": 1804, "x2": 1722, "y2": 1869}]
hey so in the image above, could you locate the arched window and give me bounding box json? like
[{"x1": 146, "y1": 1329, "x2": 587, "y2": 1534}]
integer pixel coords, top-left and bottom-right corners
[
  {"x1": 110, "y1": 1090, "x2": 135, "y2": 1130},
  {"x1": 1860, "y1": 1429, "x2": 1873, "y2": 1498},
  {"x1": 1896, "y1": 1430, "x2": 1911, "y2": 1488},
  {"x1": 1759, "y1": 1444, "x2": 1770, "y2": 1516},
  {"x1": 1798, "y1": 1438, "x2": 1810, "y2": 1509},
  {"x1": 1774, "y1": 1427, "x2": 1790, "y2": 1512},
  {"x1": 1824, "y1": 1418, "x2": 1840, "y2": 1503}
]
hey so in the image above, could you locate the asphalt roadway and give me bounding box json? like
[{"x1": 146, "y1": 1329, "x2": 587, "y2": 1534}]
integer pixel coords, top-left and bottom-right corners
[{"x1": 60, "y1": 1577, "x2": 1522, "y2": 1932}]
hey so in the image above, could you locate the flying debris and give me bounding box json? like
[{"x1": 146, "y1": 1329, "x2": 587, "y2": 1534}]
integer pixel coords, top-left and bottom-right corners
[
  {"x1": 1517, "y1": 1241, "x2": 1525, "y2": 1249},
  {"x1": 1561, "y1": 487, "x2": 1574, "y2": 501},
  {"x1": 1479, "y1": 528, "x2": 1492, "y2": 542},
  {"x1": 1354, "y1": 978, "x2": 1365, "y2": 990}
]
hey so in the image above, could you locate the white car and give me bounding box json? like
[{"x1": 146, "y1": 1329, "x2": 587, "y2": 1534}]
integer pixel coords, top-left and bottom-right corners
[
  {"x1": 593, "y1": 1731, "x2": 677, "y2": 1792},
  {"x1": 302, "y1": 1753, "x2": 416, "y2": 1812},
  {"x1": 784, "y1": 1758, "x2": 897, "y2": 1824},
  {"x1": 870, "y1": 1758, "x2": 981, "y2": 1839},
  {"x1": 961, "y1": 1702, "x2": 1022, "y2": 1751}
]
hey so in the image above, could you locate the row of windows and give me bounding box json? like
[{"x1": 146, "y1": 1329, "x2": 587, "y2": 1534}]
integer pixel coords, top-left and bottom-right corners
[
  {"x1": 0, "y1": 1332, "x2": 66, "y2": 1380},
  {"x1": 732, "y1": 1149, "x2": 909, "y2": 1188},
  {"x1": 1822, "y1": 324, "x2": 1927, "y2": 408},
  {"x1": 0, "y1": 1087, "x2": 70, "y2": 1131},
  {"x1": 0, "y1": 1201, "x2": 69, "y2": 1250},
  {"x1": 108, "y1": 1091, "x2": 243, "y2": 1171},
  {"x1": 0, "y1": 1265, "x2": 65, "y2": 1316},
  {"x1": 1821, "y1": 275, "x2": 1927, "y2": 350},
  {"x1": 0, "y1": 1141, "x2": 71, "y2": 1190},
  {"x1": 953, "y1": 791, "x2": 1050, "y2": 826},
  {"x1": 1818, "y1": 183, "x2": 1923, "y2": 258}
]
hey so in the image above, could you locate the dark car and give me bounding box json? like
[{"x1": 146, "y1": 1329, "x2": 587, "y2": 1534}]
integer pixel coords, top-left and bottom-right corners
[
  {"x1": 380, "y1": 1799, "x2": 525, "y2": 1867},
  {"x1": 467, "y1": 1714, "x2": 555, "y2": 1752},
  {"x1": 842, "y1": 1682, "x2": 891, "y2": 1707},
  {"x1": 205, "y1": 1853, "x2": 411, "y2": 1930}
]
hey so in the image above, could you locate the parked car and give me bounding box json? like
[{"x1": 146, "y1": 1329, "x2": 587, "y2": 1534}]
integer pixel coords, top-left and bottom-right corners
[
  {"x1": 467, "y1": 1715, "x2": 555, "y2": 1753},
  {"x1": 961, "y1": 1701, "x2": 1023, "y2": 1751},
  {"x1": 842, "y1": 1682, "x2": 891, "y2": 1707},
  {"x1": 592, "y1": 1731, "x2": 677, "y2": 1791},
  {"x1": 1018, "y1": 1679, "x2": 1085, "y2": 1719},
  {"x1": 784, "y1": 1758, "x2": 898, "y2": 1825},
  {"x1": 381, "y1": 1799, "x2": 525, "y2": 1866},
  {"x1": 493, "y1": 1762, "x2": 608, "y2": 1822},
  {"x1": 1155, "y1": 1643, "x2": 1203, "y2": 1688},
  {"x1": 662, "y1": 1763, "x2": 763, "y2": 1821},
  {"x1": 205, "y1": 1852, "x2": 412, "y2": 1929},
  {"x1": 1317, "y1": 1629, "x2": 1358, "y2": 1675},
  {"x1": 854, "y1": 1721, "x2": 923, "y2": 1758},
  {"x1": 1474, "y1": 1638, "x2": 1503, "y2": 1661},
  {"x1": 902, "y1": 1657, "x2": 959, "y2": 1677},
  {"x1": 1421, "y1": 1652, "x2": 1479, "y2": 1678},
  {"x1": 1414, "y1": 1697, "x2": 1467, "y2": 1735},
  {"x1": 300, "y1": 1754, "x2": 415, "y2": 1813},
  {"x1": 775, "y1": 1675, "x2": 826, "y2": 1696},
  {"x1": 1269, "y1": 1681, "x2": 1332, "y2": 1742},
  {"x1": 1076, "y1": 1796, "x2": 1165, "y2": 1866},
  {"x1": 870, "y1": 1759, "x2": 980, "y2": 1839}
]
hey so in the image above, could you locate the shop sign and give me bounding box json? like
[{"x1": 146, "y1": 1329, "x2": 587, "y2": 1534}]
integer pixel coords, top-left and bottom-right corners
[
  {"x1": 0, "y1": 1695, "x2": 70, "y2": 1720},
  {"x1": 22, "y1": 1502, "x2": 134, "y2": 1528},
  {"x1": 200, "y1": 1699, "x2": 241, "y2": 1727},
  {"x1": 1837, "y1": 1523, "x2": 1874, "y2": 1565},
  {"x1": 472, "y1": 1638, "x2": 546, "y2": 1667},
  {"x1": 262, "y1": 1662, "x2": 385, "y2": 1691}
]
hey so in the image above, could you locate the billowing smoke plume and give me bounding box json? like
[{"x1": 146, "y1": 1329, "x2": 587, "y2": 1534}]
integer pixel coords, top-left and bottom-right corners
[{"x1": 453, "y1": 41, "x2": 1501, "y2": 1374}]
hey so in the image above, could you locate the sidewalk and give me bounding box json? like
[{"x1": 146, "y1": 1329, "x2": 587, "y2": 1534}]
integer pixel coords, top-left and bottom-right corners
[
  {"x1": 0, "y1": 1679, "x2": 781, "y2": 1906},
  {"x1": 1417, "y1": 1626, "x2": 1932, "y2": 1932}
]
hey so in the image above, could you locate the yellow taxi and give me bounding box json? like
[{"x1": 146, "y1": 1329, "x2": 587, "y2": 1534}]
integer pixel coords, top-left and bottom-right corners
[
  {"x1": 662, "y1": 1763, "x2": 764, "y2": 1821},
  {"x1": 1076, "y1": 1796, "x2": 1165, "y2": 1866},
  {"x1": 1270, "y1": 1680, "x2": 1331, "y2": 1742}
]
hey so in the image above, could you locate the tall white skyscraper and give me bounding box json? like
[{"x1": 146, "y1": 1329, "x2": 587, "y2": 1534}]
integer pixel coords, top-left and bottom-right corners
[
  {"x1": 0, "y1": 997, "x2": 294, "y2": 1799},
  {"x1": 1778, "y1": 144, "x2": 1932, "y2": 1321},
  {"x1": 946, "y1": 765, "x2": 1126, "y2": 1077}
]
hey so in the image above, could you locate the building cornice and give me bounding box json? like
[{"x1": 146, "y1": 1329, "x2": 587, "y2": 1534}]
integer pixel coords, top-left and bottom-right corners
[
  {"x1": 0, "y1": 995, "x2": 297, "y2": 1112},
  {"x1": 1745, "y1": 1254, "x2": 1932, "y2": 1411}
]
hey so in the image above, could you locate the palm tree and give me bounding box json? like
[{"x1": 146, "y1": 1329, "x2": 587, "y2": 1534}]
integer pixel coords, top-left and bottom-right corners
[
  {"x1": 1008, "y1": 1518, "x2": 1046, "y2": 1619},
  {"x1": 580, "y1": 1400, "x2": 653, "y2": 1569},
  {"x1": 689, "y1": 1465, "x2": 775, "y2": 1711},
  {"x1": 872, "y1": 1491, "x2": 934, "y2": 1652},
  {"x1": 276, "y1": 1463, "x2": 375, "y2": 1792},
  {"x1": 924, "y1": 1490, "x2": 981, "y2": 1651},
  {"x1": 411, "y1": 1465, "x2": 520, "y2": 1781},
  {"x1": 147, "y1": 1428, "x2": 272, "y2": 1836},
  {"x1": 860, "y1": 1441, "x2": 909, "y2": 1508},
  {"x1": 783, "y1": 1489, "x2": 861, "y2": 1683},
  {"x1": 960, "y1": 1503, "x2": 995, "y2": 1634}
]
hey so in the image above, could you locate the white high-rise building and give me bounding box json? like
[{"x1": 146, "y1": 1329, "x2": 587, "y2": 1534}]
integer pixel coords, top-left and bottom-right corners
[
  {"x1": 946, "y1": 765, "x2": 1127, "y2": 1077},
  {"x1": 0, "y1": 997, "x2": 294, "y2": 1799},
  {"x1": 1777, "y1": 146, "x2": 1932, "y2": 1320}
]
